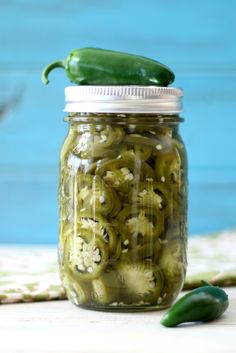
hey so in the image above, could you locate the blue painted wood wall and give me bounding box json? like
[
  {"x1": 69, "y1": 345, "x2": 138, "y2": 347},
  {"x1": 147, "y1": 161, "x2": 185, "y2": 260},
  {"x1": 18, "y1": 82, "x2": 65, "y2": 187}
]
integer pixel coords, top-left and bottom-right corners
[{"x1": 0, "y1": 0, "x2": 236, "y2": 243}]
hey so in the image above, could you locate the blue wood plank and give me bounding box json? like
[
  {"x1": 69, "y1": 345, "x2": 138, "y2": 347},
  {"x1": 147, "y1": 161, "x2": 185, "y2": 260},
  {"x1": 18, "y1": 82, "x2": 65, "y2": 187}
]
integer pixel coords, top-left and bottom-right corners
[
  {"x1": 189, "y1": 182, "x2": 236, "y2": 235},
  {"x1": 0, "y1": 0, "x2": 236, "y2": 243},
  {"x1": 0, "y1": 0, "x2": 235, "y2": 72},
  {"x1": 0, "y1": 170, "x2": 58, "y2": 244}
]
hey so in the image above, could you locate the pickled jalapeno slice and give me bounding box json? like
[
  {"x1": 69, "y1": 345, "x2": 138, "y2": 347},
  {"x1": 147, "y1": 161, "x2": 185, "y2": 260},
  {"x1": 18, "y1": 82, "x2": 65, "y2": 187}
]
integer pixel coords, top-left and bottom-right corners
[
  {"x1": 157, "y1": 239, "x2": 186, "y2": 290},
  {"x1": 117, "y1": 262, "x2": 164, "y2": 303},
  {"x1": 121, "y1": 147, "x2": 152, "y2": 162},
  {"x1": 96, "y1": 158, "x2": 140, "y2": 192},
  {"x1": 73, "y1": 126, "x2": 124, "y2": 159},
  {"x1": 91, "y1": 126, "x2": 125, "y2": 147},
  {"x1": 65, "y1": 229, "x2": 108, "y2": 280},
  {"x1": 155, "y1": 144, "x2": 181, "y2": 184},
  {"x1": 117, "y1": 206, "x2": 164, "y2": 247},
  {"x1": 128, "y1": 181, "x2": 169, "y2": 212},
  {"x1": 76, "y1": 174, "x2": 114, "y2": 216},
  {"x1": 142, "y1": 162, "x2": 155, "y2": 180},
  {"x1": 154, "y1": 239, "x2": 186, "y2": 304},
  {"x1": 63, "y1": 274, "x2": 92, "y2": 305},
  {"x1": 120, "y1": 240, "x2": 161, "y2": 262},
  {"x1": 124, "y1": 133, "x2": 162, "y2": 148},
  {"x1": 109, "y1": 188, "x2": 122, "y2": 217},
  {"x1": 92, "y1": 271, "x2": 120, "y2": 305},
  {"x1": 78, "y1": 212, "x2": 119, "y2": 256},
  {"x1": 121, "y1": 134, "x2": 153, "y2": 161}
]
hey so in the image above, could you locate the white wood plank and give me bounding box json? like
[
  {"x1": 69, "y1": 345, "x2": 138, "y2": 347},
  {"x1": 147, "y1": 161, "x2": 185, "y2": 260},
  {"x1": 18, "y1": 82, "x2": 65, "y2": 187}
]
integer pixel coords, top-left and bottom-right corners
[{"x1": 0, "y1": 287, "x2": 235, "y2": 353}]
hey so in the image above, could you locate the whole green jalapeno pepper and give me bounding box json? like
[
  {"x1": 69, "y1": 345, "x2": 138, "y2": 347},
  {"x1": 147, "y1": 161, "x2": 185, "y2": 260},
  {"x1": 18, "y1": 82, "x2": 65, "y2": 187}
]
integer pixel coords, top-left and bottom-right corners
[
  {"x1": 41, "y1": 47, "x2": 175, "y2": 86},
  {"x1": 161, "y1": 282, "x2": 229, "y2": 327}
]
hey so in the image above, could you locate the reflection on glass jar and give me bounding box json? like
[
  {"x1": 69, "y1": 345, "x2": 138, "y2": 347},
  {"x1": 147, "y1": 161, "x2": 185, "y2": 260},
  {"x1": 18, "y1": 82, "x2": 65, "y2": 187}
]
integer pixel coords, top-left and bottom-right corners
[{"x1": 58, "y1": 86, "x2": 188, "y2": 311}]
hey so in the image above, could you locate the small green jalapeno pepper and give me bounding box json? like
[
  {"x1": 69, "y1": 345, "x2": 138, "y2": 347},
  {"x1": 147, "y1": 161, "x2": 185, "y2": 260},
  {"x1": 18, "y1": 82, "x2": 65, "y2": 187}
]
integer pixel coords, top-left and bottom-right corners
[
  {"x1": 42, "y1": 47, "x2": 175, "y2": 86},
  {"x1": 161, "y1": 283, "x2": 229, "y2": 327}
]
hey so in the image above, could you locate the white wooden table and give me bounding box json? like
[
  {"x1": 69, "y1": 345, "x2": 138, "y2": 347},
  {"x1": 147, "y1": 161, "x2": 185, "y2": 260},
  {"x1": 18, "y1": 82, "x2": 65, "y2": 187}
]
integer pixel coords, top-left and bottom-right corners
[{"x1": 0, "y1": 287, "x2": 235, "y2": 353}]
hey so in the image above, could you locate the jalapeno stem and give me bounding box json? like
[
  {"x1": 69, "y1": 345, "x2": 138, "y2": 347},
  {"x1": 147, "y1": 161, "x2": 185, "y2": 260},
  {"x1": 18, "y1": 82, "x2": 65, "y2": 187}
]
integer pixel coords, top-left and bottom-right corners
[
  {"x1": 41, "y1": 60, "x2": 65, "y2": 84},
  {"x1": 201, "y1": 280, "x2": 213, "y2": 287}
]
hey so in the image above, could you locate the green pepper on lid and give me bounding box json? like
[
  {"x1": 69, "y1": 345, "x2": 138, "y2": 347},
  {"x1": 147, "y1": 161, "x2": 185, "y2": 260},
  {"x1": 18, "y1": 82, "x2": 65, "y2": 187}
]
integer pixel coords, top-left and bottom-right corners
[{"x1": 41, "y1": 47, "x2": 175, "y2": 86}]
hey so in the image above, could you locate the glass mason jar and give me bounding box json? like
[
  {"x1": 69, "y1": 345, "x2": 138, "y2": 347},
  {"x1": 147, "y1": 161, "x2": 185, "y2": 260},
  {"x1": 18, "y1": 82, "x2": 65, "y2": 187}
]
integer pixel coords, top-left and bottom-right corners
[{"x1": 58, "y1": 86, "x2": 188, "y2": 311}]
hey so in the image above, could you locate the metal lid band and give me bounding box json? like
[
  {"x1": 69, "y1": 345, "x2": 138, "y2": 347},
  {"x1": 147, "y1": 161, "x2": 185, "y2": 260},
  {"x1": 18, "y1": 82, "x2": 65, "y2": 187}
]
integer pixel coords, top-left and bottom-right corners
[{"x1": 64, "y1": 86, "x2": 183, "y2": 114}]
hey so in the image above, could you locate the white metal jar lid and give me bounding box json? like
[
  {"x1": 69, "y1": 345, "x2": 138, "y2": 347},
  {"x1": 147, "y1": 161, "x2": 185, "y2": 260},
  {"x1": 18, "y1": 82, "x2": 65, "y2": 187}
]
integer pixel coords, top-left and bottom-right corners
[{"x1": 64, "y1": 86, "x2": 183, "y2": 114}]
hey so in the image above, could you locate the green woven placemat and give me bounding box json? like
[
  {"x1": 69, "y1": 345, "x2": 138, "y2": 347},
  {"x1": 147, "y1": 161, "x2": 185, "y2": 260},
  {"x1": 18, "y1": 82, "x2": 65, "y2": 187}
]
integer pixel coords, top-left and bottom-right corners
[
  {"x1": 0, "y1": 247, "x2": 66, "y2": 304},
  {"x1": 0, "y1": 230, "x2": 236, "y2": 304},
  {"x1": 184, "y1": 229, "x2": 236, "y2": 289}
]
